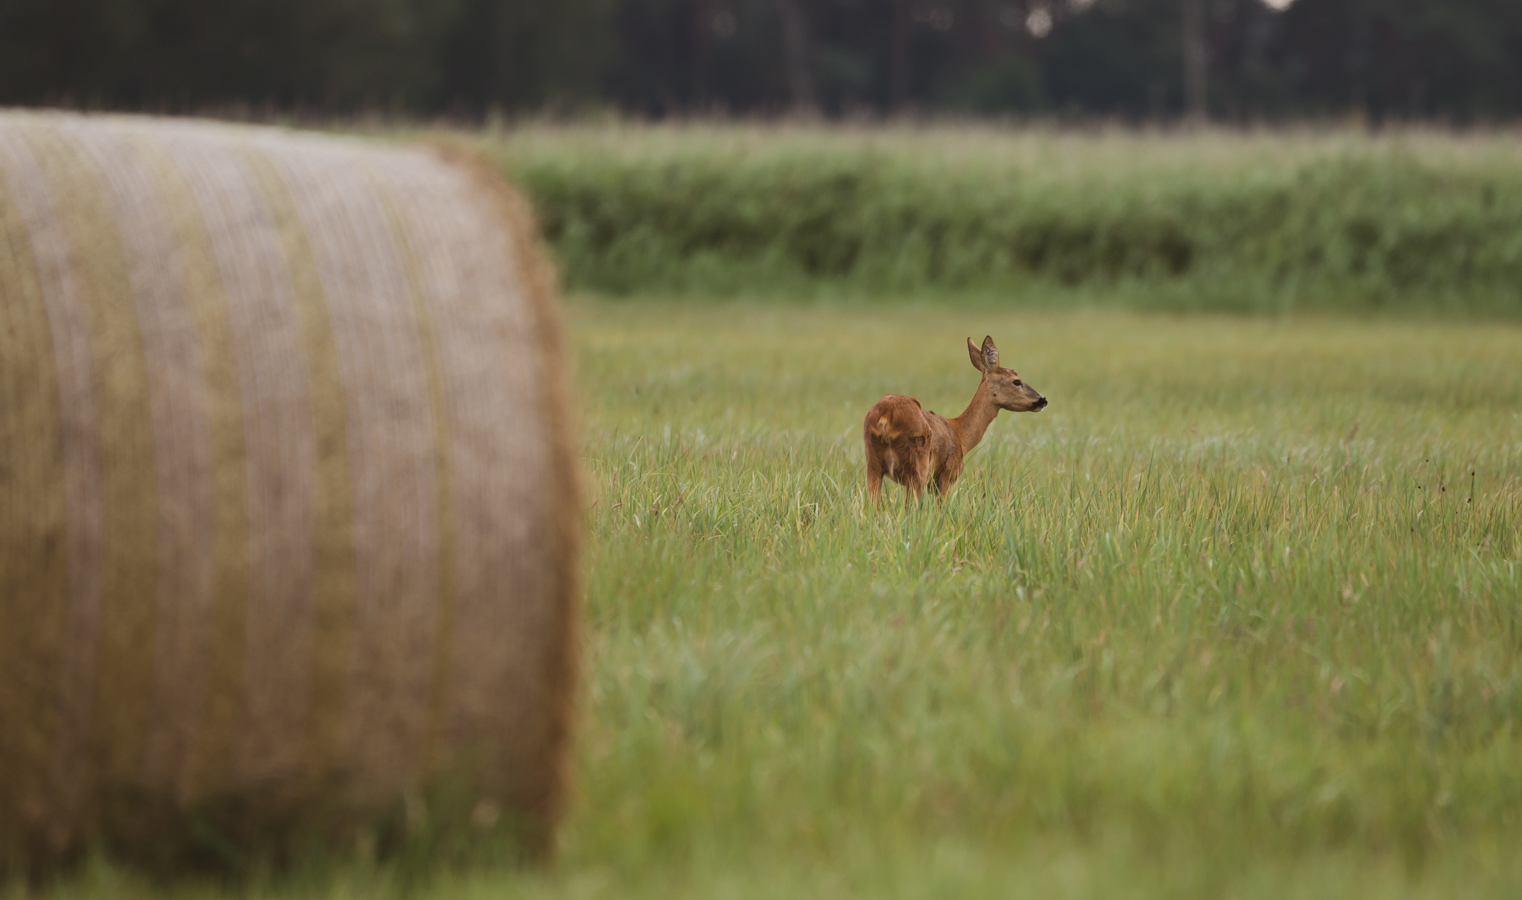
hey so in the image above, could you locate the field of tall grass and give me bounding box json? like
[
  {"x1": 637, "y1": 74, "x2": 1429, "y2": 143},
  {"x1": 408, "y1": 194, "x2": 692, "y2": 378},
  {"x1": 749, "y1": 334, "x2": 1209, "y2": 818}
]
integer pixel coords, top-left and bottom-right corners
[
  {"x1": 486, "y1": 124, "x2": 1522, "y2": 316},
  {"x1": 32, "y1": 297, "x2": 1522, "y2": 899}
]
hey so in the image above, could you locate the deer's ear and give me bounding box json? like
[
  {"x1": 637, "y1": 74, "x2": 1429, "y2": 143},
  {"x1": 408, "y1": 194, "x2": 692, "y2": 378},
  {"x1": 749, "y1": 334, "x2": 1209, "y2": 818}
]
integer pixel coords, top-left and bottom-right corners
[
  {"x1": 967, "y1": 337, "x2": 986, "y2": 371},
  {"x1": 981, "y1": 335, "x2": 999, "y2": 370}
]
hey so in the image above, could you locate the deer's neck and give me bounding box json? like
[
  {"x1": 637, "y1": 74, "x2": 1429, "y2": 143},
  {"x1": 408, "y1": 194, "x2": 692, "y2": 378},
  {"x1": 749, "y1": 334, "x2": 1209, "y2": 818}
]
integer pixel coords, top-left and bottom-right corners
[{"x1": 951, "y1": 380, "x2": 999, "y2": 455}]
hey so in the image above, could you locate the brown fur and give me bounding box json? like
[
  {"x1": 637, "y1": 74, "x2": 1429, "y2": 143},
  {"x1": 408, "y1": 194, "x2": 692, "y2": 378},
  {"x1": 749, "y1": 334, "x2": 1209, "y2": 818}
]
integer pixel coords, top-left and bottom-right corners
[{"x1": 864, "y1": 335, "x2": 1047, "y2": 508}]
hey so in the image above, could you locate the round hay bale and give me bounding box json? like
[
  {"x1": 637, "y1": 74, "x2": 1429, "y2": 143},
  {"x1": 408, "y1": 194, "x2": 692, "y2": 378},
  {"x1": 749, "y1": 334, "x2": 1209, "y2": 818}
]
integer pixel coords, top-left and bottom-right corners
[{"x1": 0, "y1": 111, "x2": 580, "y2": 869}]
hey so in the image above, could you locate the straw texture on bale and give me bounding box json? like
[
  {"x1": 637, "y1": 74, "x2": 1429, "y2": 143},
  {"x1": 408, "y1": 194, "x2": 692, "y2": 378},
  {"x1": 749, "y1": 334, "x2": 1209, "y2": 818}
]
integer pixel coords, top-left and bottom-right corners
[{"x1": 0, "y1": 111, "x2": 579, "y2": 868}]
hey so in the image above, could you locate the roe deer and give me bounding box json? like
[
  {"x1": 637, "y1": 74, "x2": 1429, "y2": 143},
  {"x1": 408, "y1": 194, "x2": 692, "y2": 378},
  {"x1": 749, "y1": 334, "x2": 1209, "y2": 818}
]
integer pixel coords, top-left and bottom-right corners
[{"x1": 863, "y1": 335, "x2": 1046, "y2": 508}]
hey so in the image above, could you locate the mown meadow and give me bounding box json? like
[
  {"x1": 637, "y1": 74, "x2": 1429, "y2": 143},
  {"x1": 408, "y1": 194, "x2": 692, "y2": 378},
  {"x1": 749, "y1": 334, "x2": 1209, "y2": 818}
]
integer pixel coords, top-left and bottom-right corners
[
  {"x1": 25, "y1": 126, "x2": 1522, "y2": 898},
  {"x1": 32, "y1": 298, "x2": 1522, "y2": 900},
  {"x1": 555, "y1": 301, "x2": 1522, "y2": 899}
]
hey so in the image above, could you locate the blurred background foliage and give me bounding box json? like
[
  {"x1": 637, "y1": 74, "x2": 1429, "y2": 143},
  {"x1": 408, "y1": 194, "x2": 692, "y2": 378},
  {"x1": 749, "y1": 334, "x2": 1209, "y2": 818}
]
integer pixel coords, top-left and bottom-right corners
[
  {"x1": 12, "y1": 0, "x2": 1522, "y2": 312},
  {"x1": 5, "y1": 0, "x2": 1522, "y2": 123}
]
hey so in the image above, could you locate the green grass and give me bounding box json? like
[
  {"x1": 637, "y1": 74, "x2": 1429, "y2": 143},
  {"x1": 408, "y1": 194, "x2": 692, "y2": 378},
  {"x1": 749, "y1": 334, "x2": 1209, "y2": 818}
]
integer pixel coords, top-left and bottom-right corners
[
  {"x1": 27, "y1": 298, "x2": 1522, "y2": 899},
  {"x1": 485, "y1": 123, "x2": 1522, "y2": 316}
]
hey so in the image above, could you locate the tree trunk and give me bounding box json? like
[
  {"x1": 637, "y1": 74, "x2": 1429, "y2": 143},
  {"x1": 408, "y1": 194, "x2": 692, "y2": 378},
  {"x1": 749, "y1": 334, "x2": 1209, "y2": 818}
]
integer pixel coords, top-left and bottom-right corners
[
  {"x1": 889, "y1": 0, "x2": 910, "y2": 112},
  {"x1": 495, "y1": 0, "x2": 526, "y2": 108},
  {"x1": 692, "y1": 0, "x2": 713, "y2": 110},
  {"x1": 776, "y1": 0, "x2": 818, "y2": 116},
  {"x1": 1182, "y1": 0, "x2": 1207, "y2": 125}
]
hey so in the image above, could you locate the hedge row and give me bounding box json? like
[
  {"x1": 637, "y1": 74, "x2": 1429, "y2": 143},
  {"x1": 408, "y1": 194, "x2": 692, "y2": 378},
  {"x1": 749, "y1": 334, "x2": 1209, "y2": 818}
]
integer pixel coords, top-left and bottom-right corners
[{"x1": 486, "y1": 126, "x2": 1522, "y2": 313}]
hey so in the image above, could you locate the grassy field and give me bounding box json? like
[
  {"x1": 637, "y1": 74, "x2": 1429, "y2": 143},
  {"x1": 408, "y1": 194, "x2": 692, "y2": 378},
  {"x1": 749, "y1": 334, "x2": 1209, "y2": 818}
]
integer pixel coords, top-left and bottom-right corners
[{"x1": 34, "y1": 297, "x2": 1522, "y2": 899}]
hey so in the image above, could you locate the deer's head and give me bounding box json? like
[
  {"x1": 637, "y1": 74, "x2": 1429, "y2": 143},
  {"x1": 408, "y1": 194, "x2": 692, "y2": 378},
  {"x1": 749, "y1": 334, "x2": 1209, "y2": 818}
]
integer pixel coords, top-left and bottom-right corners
[{"x1": 968, "y1": 336, "x2": 1047, "y2": 412}]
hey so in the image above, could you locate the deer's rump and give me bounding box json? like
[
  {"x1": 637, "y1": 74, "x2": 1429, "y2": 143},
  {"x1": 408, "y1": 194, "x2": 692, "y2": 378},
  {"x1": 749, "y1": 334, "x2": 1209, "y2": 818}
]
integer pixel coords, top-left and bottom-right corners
[
  {"x1": 0, "y1": 111, "x2": 579, "y2": 869},
  {"x1": 864, "y1": 394, "x2": 939, "y2": 484}
]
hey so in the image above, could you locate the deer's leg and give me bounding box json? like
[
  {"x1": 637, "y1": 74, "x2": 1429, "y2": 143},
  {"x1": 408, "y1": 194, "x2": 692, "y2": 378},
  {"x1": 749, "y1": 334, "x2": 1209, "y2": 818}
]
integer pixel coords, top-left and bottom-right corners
[
  {"x1": 905, "y1": 455, "x2": 930, "y2": 510},
  {"x1": 934, "y1": 453, "x2": 965, "y2": 503},
  {"x1": 935, "y1": 466, "x2": 955, "y2": 501},
  {"x1": 865, "y1": 445, "x2": 885, "y2": 509}
]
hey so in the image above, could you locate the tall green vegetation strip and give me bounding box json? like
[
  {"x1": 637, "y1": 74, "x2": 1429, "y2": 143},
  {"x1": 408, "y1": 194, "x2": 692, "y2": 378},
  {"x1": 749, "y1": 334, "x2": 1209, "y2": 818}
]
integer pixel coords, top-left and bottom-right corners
[{"x1": 489, "y1": 126, "x2": 1522, "y2": 313}]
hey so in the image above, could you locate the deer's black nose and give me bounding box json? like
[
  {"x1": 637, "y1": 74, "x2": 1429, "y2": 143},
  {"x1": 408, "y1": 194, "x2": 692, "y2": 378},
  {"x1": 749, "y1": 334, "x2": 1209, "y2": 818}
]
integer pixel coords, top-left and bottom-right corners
[{"x1": 1034, "y1": 397, "x2": 1048, "y2": 410}]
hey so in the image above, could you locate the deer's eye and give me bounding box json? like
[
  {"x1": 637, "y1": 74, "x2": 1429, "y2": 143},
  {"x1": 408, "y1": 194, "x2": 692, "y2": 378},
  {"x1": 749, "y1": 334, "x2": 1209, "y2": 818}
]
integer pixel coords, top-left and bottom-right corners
[{"x1": 1012, "y1": 379, "x2": 1022, "y2": 387}]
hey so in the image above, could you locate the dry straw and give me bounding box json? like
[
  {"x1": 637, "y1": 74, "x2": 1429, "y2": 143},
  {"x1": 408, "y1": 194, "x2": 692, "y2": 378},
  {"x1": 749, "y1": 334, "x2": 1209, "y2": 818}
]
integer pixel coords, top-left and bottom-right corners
[{"x1": 0, "y1": 111, "x2": 580, "y2": 869}]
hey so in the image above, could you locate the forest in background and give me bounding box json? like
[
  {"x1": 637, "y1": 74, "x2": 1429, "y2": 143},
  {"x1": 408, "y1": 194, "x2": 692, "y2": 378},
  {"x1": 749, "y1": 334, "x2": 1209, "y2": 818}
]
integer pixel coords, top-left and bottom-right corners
[{"x1": 5, "y1": 0, "x2": 1522, "y2": 123}]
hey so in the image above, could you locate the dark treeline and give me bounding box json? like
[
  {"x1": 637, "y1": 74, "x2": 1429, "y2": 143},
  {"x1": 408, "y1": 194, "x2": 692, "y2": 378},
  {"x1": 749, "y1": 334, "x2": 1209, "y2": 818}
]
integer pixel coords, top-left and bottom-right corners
[{"x1": 4, "y1": 0, "x2": 1522, "y2": 122}]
